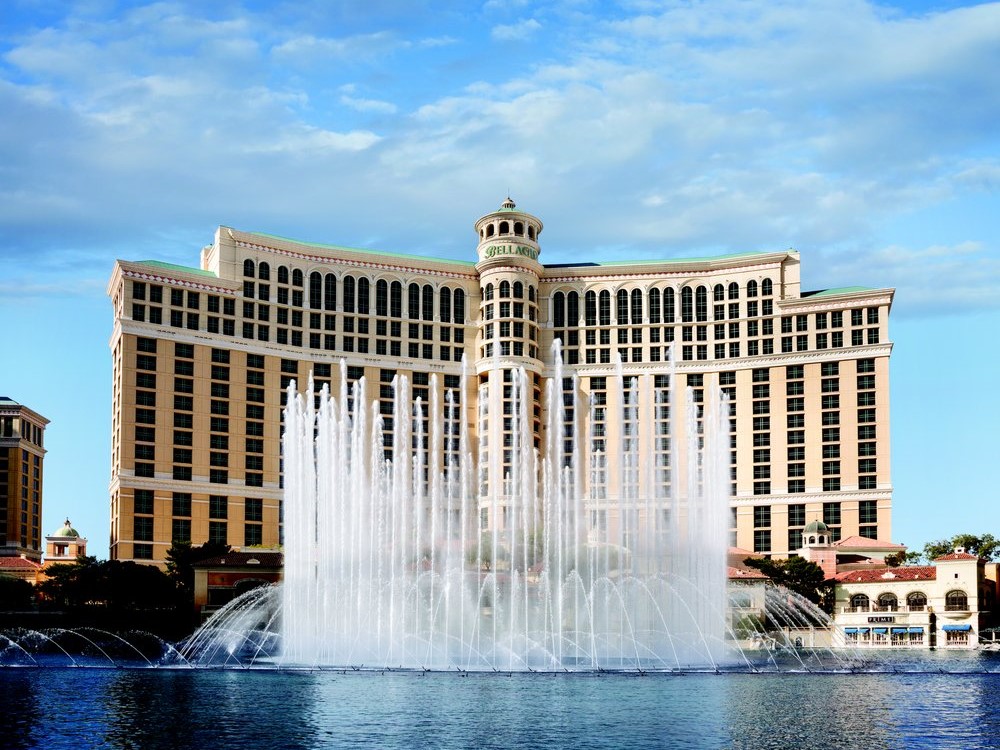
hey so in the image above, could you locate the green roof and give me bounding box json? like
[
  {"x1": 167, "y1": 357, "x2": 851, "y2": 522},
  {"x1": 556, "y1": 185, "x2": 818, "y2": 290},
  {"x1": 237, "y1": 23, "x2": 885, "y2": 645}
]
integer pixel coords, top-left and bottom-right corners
[
  {"x1": 249, "y1": 231, "x2": 476, "y2": 267},
  {"x1": 546, "y1": 250, "x2": 777, "y2": 269},
  {"x1": 136, "y1": 260, "x2": 218, "y2": 278},
  {"x1": 803, "y1": 286, "x2": 873, "y2": 298}
]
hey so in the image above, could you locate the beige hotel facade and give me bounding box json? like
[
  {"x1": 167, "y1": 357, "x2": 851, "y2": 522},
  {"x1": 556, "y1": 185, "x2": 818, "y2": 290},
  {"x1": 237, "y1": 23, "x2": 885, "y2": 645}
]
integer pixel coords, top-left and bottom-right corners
[{"x1": 107, "y1": 198, "x2": 893, "y2": 567}]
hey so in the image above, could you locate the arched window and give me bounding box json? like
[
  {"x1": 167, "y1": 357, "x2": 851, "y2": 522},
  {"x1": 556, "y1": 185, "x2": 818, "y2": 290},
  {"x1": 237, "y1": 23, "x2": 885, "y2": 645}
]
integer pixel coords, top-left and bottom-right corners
[
  {"x1": 259, "y1": 262, "x2": 270, "y2": 281},
  {"x1": 649, "y1": 288, "x2": 661, "y2": 324},
  {"x1": 907, "y1": 592, "x2": 927, "y2": 611},
  {"x1": 585, "y1": 291, "x2": 597, "y2": 326},
  {"x1": 513, "y1": 281, "x2": 523, "y2": 299},
  {"x1": 357, "y1": 277, "x2": 370, "y2": 315},
  {"x1": 439, "y1": 287, "x2": 452, "y2": 322},
  {"x1": 292, "y1": 269, "x2": 303, "y2": 287},
  {"x1": 309, "y1": 272, "x2": 322, "y2": 309},
  {"x1": 713, "y1": 284, "x2": 725, "y2": 302},
  {"x1": 422, "y1": 284, "x2": 434, "y2": 321},
  {"x1": 408, "y1": 283, "x2": 420, "y2": 319},
  {"x1": 324, "y1": 274, "x2": 337, "y2": 311},
  {"x1": 484, "y1": 283, "x2": 494, "y2": 302},
  {"x1": 528, "y1": 286, "x2": 536, "y2": 303},
  {"x1": 486, "y1": 224, "x2": 495, "y2": 238},
  {"x1": 243, "y1": 259, "x2": 255, "y2": 277},
  {"x1": 390, "y1": 281, "x2": 402, "y2": 318},
  {"x1": 342, "y1": 275, "x2": 355, "y2": 313},
  {"x1": 946, "y1": 590, "x2": 969, "y2": 611},
  {"x1": 616, "y1": 290, "x2": 629, "y2": 325},
  {"x1": 598, "y1": 290, "x2": 611, "y2": 326},
  {"x1": 528, "y1": 226, "x2": 536, "y2": 240},
  {"x1": 499, "y1": 221, "x2": 510, "y2": 234},
  {"x1": 567, "y1": 291, "x2": 579, "y2": 327},
  {"x1": 664, "y1": 288, "x2": 675, "y2": 323},
  {"x1": 728, "y1": 282, "x2": 739, "y2": 300},
  {"x1": 553, "y1": 292, "x2": 566, "y2": 328},
  {"x1": 278, "y1": 266, "x2": 289, "y2": 285},
  {"x1": 761, "y1": 278, "x2": 773, "y2": 296},
  {"x1": 631, "y1": 289, "x2": 643, "y2": 324},
  {"x1": 514, "y1": 222, "x2": 524, "y2": 236},
  {"x1": 376, "y1": 280, "x2": 389, "y2": 317},
  {"x1": 499, "y1": 281, "x2": 511, "y2": 298},
  {"x1": 850, "y1": 593, "x2": 870, "y2": 611},
  {"x1": 747, "y1": 280, "x2": 758, "y2": 298},
  {"x1": 453, "y1": 289, "x2": 465, "y2": 323},
  {"x1": 876, "y1": 593, "x2": 898, "y2": 611},
  {"x1": 695, "y1": 286, "x2": 708, "y2": 321},
  {"x1": 681, "y1": 287, "x2": 693, "y2": 322}
]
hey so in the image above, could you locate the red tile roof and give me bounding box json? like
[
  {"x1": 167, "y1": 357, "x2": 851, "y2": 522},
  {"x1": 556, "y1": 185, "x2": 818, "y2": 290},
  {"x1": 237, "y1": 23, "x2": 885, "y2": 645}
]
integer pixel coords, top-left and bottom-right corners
[
  {"x1": 728, "y1": 566, "x2": 769, "y2": 580},
  {"x1": 0, "y1": 556, "x2": 42, "y2": 570},
  {"x1": 835, "y1": 566, "x2": 936, "y2": 583},
  {"x1": 833, "y1": 536, "x2": 906, "y2": 550},
  {"x1": 933, "y1": 552, "x2": 981, "y2": 562}
]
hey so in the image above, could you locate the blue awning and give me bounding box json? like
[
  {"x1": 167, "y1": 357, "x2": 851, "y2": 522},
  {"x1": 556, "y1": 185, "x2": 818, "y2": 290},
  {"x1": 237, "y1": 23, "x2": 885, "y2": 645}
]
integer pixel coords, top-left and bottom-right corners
[
  {"x1": 844, "y1": 628, "x2": 858, "y2": 634},
  {"x1": 908, "y1": 627, "x2": 924, "y2": 633},
  {"x1": 872, "y1": 627, "x2": 888, "y2": 634},
  {"x1": 891, "y1": 627, "x2": 907, "y2": 634},
  {"x1": 942, "y1": 624, "x2": 972, "y2": 632},
  {"x1": 858, "y1": 628, "x2": 870, "y2": 634}
]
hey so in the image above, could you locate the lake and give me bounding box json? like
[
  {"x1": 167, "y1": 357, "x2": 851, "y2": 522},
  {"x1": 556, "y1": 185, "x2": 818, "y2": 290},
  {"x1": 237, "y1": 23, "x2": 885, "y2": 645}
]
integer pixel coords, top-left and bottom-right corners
[{"x1": 3, "y1": 652, "x2": 1000, "y2": 749}]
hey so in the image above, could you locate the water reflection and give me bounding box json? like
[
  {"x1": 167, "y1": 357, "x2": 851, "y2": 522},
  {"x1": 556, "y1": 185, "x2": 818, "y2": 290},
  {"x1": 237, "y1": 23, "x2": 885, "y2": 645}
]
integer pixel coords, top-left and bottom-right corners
[{"x1": 3, "y1": 667, "x2": 1000, "y2": 749}]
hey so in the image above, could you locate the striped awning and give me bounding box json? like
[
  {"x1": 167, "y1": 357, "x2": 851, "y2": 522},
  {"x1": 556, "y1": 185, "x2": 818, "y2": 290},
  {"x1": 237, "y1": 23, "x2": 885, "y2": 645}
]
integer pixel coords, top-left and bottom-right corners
[{"x1": 942, "y1": 624, "x2": 972, "y2": 632}]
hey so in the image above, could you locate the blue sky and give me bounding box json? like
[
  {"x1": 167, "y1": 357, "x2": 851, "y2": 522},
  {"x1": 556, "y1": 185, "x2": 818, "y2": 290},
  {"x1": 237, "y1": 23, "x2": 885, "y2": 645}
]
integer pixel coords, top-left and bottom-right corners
[{"x1": 2, "y1": 0, "x2": 997, "y2": 558}]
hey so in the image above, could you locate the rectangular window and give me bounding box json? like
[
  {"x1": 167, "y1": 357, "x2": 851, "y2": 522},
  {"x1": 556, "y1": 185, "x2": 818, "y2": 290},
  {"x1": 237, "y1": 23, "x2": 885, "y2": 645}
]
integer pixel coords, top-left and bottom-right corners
[
  {"x1": 245, "y1": 498, "x2": 263, "y2": 522},
  {"x1": 208, "y1": 521, "x2": 227, "y2": 545},
  {"x1": 172, "y1": 492, "x2": 191, "y2": 517},
  {"x1": 753, "y1": 529, "x2": 771, "y2": 553},
  {"x1": 753, "y1": 506, "x2": 771, "y2": 528},
  {"x1": 134, "y1": 489, "x2": 154, "y2": 515}
]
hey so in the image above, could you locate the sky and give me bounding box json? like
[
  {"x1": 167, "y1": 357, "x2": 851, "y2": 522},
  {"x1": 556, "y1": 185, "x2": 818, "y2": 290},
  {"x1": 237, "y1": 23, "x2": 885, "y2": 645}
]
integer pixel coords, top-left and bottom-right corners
[{"x1": 1, "y1": 0, "x2": 998, "y2": 560}]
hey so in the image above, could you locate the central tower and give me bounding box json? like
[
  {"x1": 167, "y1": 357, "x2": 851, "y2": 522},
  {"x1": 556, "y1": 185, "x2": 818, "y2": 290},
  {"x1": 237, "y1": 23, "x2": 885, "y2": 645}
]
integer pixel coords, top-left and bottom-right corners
[{"x1": 473, "y1": 198, "x2": 545, "y2": 531}]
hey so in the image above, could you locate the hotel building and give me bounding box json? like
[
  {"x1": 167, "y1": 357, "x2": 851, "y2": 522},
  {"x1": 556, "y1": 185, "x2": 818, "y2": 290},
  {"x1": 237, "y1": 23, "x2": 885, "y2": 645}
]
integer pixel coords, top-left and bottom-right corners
[
  {"x1": 107, "y1": 198, "x2": 893, "y2": 567},
  {"x1": 0, "y1": 397, "x2": 48, "y2": 562}
]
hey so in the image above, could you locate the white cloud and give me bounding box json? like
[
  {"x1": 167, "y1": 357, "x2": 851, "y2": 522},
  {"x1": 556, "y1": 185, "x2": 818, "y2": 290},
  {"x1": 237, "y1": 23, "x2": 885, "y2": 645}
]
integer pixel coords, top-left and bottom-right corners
[
  {"x1": 491, "y1": 18, "x2": 542, "y2": 41},
  {"x1": 244, "y1": 124, "x2": 382, "y2": 154},
  {"x1": 340, "y1": 94, "x2": 398, "y2": 114}
]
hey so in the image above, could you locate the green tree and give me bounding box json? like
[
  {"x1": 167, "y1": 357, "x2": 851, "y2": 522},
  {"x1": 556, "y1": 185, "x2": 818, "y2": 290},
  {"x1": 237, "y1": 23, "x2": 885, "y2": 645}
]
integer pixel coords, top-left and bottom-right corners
[
  {"x1": 923, "y1": 533, "x2": 1000, "y2": 562},
  {"x1": 744, "y1": 556, "x2": 835, "y2": 612},
  {"x1": 884, "y1": 550, "x2": 923, "y2": 567},
  {"x1": 0, "y1": 574, "x2": 34, "y2": 610}
]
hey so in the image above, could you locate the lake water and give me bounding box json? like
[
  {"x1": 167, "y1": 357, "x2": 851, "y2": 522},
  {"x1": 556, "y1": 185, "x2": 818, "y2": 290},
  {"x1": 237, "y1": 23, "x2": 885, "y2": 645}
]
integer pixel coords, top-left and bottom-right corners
[{"x1": 4, "y1": 653, "x2": 1000, "y2": 749}]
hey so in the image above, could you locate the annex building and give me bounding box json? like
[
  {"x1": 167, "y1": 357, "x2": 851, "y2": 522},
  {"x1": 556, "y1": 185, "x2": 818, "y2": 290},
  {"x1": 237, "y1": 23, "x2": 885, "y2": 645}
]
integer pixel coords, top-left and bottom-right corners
[
  {"x1": 107, "y1": 198, "x2": 893, "y2": 567},
  {"x1": 1, "y1": 396, "x2": 48, "y2": 562}
]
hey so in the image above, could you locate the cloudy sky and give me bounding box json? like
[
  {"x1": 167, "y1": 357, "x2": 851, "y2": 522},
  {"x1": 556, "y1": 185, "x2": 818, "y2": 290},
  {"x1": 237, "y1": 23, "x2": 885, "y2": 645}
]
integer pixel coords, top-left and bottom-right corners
[{"x1": 2, "y1": 0, "x2": 997, "y2": 557}]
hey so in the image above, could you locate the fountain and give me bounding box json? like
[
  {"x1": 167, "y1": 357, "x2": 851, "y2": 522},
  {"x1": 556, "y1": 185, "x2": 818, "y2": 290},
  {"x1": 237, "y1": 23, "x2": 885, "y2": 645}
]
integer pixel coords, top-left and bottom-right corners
[{"x1": 181, "y1": 346, "x2": 771, "y2": 671}]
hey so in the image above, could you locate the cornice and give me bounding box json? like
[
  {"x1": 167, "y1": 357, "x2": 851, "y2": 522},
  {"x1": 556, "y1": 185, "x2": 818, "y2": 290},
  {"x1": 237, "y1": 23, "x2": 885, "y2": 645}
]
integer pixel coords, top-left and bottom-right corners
[{"x1": 230, "y1": 231, "x2": 478, "y2": 282}]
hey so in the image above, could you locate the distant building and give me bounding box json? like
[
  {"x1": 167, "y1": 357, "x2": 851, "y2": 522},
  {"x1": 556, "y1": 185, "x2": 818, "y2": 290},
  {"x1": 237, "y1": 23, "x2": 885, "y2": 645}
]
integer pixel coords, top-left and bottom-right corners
[
  {"x1": 807, "y1": 526, "x2": 996, "y2": 649},
  {"x1": 192, "y1": 551, "x2": 282, "y2": 617},
  {"x1": 45, "y1": 518, "x2": 88, "y2": 565},
  {"x1": 107, "y1": 199, "x2": 894, "y2": 567},
  {"x1": 0, "y1": 397, "x2": 48, "y2": 562}
]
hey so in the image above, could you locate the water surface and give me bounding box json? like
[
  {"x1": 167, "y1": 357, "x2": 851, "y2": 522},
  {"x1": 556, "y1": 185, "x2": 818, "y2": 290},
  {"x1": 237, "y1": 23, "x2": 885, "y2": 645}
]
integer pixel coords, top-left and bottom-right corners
[{"x1": 4, "y1": 653, "x2": 1000, "y2": 749}]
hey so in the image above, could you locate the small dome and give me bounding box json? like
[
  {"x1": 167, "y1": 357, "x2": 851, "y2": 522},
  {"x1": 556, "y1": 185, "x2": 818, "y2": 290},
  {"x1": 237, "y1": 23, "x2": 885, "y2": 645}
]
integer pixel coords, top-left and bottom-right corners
[
  {"x1": 52, "y1": 518, "x2": 79, "y2": 538},
  {"x1": 803, "y1": 520, "x2": 829, "y2": 534},
  {"x1": 498, "y1": 196, "x2": 517, "y2": 212}
]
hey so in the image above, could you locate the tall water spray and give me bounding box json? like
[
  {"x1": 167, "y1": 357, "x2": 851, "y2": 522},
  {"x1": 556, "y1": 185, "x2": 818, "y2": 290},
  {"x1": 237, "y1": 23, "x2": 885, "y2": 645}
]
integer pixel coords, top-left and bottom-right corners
[{"x1": 278, "y1": 347, "x2": 731, "y2": 670}]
